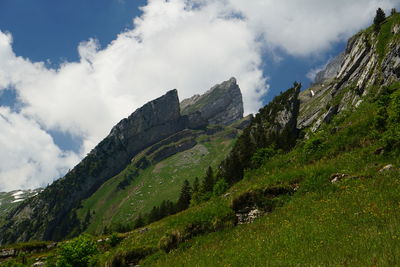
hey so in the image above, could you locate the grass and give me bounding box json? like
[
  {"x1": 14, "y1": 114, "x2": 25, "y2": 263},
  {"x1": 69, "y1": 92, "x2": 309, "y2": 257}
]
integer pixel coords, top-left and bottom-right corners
[
  {"x1": 2, "y1": 87, "x2": 400, "y2": 267},
  {"x1": 136, "y1": 97, "x2": 400, "y2": 266},
  {"x1": 146, "y1": 168, "x2": 400, "y2": 266},
  {"x1": 77, "y1": 127, "x2": 236, "y2": 234},
  {"x1": 376, "y1": 13, "x2": 400, "y2": 61},
  {"x1": 94, "y1": 92, "x2": 400, "y2": 266}
]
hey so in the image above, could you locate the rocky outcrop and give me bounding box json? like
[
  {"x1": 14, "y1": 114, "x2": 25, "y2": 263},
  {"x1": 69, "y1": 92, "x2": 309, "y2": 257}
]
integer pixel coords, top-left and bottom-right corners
[
  {"x1": 0, "y1": 90, "x2": 187, "y2": 244},
  {"x1": 0, "y1": 79, "x2": 246, "y2": 244},
  {"x1": 314, "y1": 52, "x2": 345, "y2": 85},
  {"x1": 298, "y1": 18, "x2": 400, "y2": 132},
  {"x1": 181, "y1": 78, "x2": 244, "y2": 126},
  {"x1": 219, "y1": 83, "x2": 301, "y2": 184}
]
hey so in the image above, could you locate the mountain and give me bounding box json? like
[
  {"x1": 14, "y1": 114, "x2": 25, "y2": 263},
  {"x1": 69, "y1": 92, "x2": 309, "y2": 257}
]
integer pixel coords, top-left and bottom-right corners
[
  {"x1": 0, "y1": 78, "x2": 245, "y2": 244},
  {"x1": 0, "y1": 189, "x2": 42, "y2": 225},
  {"x1": 1, "y1": 12, "x2": 400, "y2": 267}
]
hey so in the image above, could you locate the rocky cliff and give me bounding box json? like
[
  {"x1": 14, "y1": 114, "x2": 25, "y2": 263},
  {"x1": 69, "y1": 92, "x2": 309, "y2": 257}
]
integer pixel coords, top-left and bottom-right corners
[
  {"x1": 314, "y1": 52, "x2": 345, "y2": 85},
  {"x1": 181, "y1": 78, "x2": 244, "y2": 126},
  {"x1": 298, "y1": 15, "x2": 400, "y2": 131},
  {"x1": 219, "y1": 83, "x2": 301, "y2": 184},
  {"x1": 0, "y1": 79, "x2": 245, "y2": 244},
  {"x1": 0, "y1": 90, "x2": 187, "y2": 244}
]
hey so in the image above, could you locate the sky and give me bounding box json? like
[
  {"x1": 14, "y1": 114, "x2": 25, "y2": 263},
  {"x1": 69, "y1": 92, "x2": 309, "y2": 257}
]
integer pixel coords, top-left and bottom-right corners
[{"x1": 0, "y1": 0, "x2": 399, "y2": 192}]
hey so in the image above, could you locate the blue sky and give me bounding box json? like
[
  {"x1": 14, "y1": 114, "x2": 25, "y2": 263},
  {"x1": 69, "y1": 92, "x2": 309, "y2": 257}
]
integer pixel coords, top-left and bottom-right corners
[{"x1": 0, "y1": 0, "x2": 398, "y2": 191}]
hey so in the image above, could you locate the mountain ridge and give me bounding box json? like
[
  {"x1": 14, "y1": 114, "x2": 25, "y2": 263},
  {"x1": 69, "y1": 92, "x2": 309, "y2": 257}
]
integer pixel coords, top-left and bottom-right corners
[{"x1": 0, "y1": 78, "x2": 245, "y2": 244}]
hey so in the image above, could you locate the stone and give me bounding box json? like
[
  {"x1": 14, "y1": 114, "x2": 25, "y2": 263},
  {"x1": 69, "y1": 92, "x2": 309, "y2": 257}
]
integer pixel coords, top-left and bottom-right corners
[
  {"x1": 374, "y1": 147, "x2": 385, "y2": 155},
  {"x1": 223, "y1": 193, "x2": 231, "y2": 198},
  {"x1": 138, "y1": 228, "x2": 149, "y2": 234},
  {"x1": 32, "y1": 261, "x2": 45, "y2": 267},
  {"x1": 379, "y1": 164, "x2": 395, "y2": 172},
  {"x1": 0, "y1": 248, "x2": 15, "y2": 258},
  {"x1": 236, "y1": 208, "x2": 264, "y2": 224},
  {"x1": 331, "y1": 173, "x2": 349, "y2": 183}
]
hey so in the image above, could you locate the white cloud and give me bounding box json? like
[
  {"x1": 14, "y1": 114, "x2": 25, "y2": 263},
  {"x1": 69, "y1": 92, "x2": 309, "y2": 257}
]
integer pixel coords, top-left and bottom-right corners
[
  {"x1": 0, "y1": 0, "x2": 266, "y2": 190},
  {"x1": 0, "y1": 107, "x2": 79, "y2": 191},
  {"x1": 0, "y1": 0, "x2": 398, "y2": 190},
  {"x1": 227, "y1": 0, "x2": 399, "y2": 56}
]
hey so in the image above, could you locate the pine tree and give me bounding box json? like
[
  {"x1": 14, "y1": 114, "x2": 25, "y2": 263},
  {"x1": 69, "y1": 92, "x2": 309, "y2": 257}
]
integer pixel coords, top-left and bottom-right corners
[
  {"x1": 192, "y1": 177, "x2": 200, "y2": 193},
  {"x1": 202, "y1": 166, "x2": 215, "y2": 192},
  {"x1": 177, "y1": 179, "x2": 192, "y2": 211},
  {"x1": 374, "y1": 8, "x2": 386, "y2": 31},
  {"x1": 133, "y1": 213, "x2": 145, "y2": 229},
  {"x1": 148, "y1": 206, "x2": 161, "y2": 223}
]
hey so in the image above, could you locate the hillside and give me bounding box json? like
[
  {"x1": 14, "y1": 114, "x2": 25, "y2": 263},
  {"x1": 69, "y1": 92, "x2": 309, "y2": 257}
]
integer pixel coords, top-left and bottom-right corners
[
  {"x1": 0, "y1": 189, "x2": 42, "y2": 226},
  {"x1": 1, "y1": 11, "x2": 400, "y2": 267},
  {"x1": 0, "y1": 77, "x2": 245, "y2": 244},
  {"x1": 77, "y1": 124, "x2": 240, "y2": 235}
]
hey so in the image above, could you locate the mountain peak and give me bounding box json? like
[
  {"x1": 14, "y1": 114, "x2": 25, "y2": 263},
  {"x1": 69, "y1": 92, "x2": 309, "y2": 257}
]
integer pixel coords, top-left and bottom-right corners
[{"x1": 181, "y1": 78, "x2": 244, "y2": 126}]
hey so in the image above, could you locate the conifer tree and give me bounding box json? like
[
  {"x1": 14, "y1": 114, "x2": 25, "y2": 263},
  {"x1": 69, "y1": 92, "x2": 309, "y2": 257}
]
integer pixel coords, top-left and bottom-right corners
[
  {"x1": 177, "y1": 179, "x2": 192, "y2": 211},
  {"x1": 133, "y1": 213, "x2": 145, "y2": 229},
  {"x1": 192, "y1": 177, "x2": 200, "y2": 193},
  {"x1": 202, "y1": 166, "x2": 215, "y2": 192},
  {"x1": 374, "y1": 8, "x2": 386, "y2": 31},
  {"x1": 148, "y1": 206, "x2": 161, "y2": 223}
]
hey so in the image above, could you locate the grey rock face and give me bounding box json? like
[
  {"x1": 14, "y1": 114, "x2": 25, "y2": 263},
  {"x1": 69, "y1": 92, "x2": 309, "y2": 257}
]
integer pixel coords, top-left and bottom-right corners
[
  {"x1": 105, "y1": 89, "x2": 185, "y2": 157},
  {"x1": 0, "y1": 90, "x2": 186, "y2": 244},
  {"x1": 1, "y1": 80, "x2": 246, "y2": 244},
  {"x1": 298, "y1": 25, "x2": 400, "y2": 132},
  {"x1": 181, "y1": 77, "x2": 244, "y2": 126},
  {"x1": 314, "y1": 52, "x2": 345, "y2": 84}
]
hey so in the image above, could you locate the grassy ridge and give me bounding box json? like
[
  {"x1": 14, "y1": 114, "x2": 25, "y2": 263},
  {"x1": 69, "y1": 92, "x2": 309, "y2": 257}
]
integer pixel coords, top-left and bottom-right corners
[
  {"x1": 77, "y1": 127, "x2": 236, "y2": 234},
  {"x1": 102, "y1": 90, "x2": 400, "y2": 266}
]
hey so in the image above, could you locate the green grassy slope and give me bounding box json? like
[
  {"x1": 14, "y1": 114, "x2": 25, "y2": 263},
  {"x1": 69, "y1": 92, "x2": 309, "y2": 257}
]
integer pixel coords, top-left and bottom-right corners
[
  {"x1": 99, "y1": 87, "x2": 400, "y2": 266},
  {"x1": 77, "y1": 127, "x2": 237, "y2": 235}
]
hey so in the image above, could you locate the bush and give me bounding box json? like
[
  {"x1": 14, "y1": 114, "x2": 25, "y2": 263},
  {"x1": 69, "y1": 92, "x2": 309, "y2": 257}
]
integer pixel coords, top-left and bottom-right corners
[
  {"x1": 213, "y1": 178, "x2": 229, "y2": 196},
  {"x1": 379, "y1": 89, "x2": 400, "y2": 152},
  {"x1": 159, "y1": 230, "x2": 183, "y2": 252},
  {"x1": 302, "y1": 135, "x2": 326, "y2": 161},
  {"x1": 108, "y1": 233, "x2": 122, "y2": 247},
  {"x1": 251, "y1": 147, "x2": 277, "y2": 168},
  {"x1": 57, "y1": 234, "x2": 98, "y2": 267}
]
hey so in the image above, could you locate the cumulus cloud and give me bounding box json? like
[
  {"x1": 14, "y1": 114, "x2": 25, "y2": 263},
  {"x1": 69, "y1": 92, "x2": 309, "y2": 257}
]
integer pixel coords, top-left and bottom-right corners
[
  {"x1": 0, "y1": 0, "x2": 398, "y2": 190},
  {"x1": 0, "y1": 107, "x2": 79, "y2": 191},
  {"x1": 0, "y1": 0, "x2": 266, "y2": 190},
  {"x1": 228, "y1": 0, "x2": 399, "y2": 56}
]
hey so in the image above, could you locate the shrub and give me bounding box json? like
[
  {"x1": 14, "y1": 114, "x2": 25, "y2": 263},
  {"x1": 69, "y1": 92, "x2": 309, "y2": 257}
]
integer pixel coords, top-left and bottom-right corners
[
  {"x1": 213, "y1": 178, "x2": 229, "y2": 196},
  {"x1": 108, "y1": 233, "x2": 122, "y2": 247},
  {"x1": 302, "y1": 135, "x2": 326, "y2": 161},
  {"x1": 159, "y1": 230, "x2": 183, "y2": 252},
  {"x1": 56, "y1": 234, "x2": 98, "y2": 267},
  {"x1": 251, "y1": 147, "x2": 277, "y2": 168}
]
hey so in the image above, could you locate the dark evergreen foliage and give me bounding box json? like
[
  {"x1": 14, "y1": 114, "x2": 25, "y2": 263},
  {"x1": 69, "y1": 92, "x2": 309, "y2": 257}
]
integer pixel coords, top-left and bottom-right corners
[
  {"x1": 219, "y1": 83, "x2": 301, "y2": 185},
  {"x1": 374, "y1": 8, "x2": 386, "y2": 31},
  {"x1": 177, "y1": 180, "x2": 192, "y2": 211},
  {"x1": 202, "y1": 166, "x2": 215, "y2": 192}
]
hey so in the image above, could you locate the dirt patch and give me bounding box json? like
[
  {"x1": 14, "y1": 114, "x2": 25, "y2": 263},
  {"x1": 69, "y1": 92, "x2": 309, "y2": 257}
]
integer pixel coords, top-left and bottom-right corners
[
  {"x1": 175, "y1": 144, "x2": 209, "y2": 167},
  {"x1": 153, "y1": 162, "x2": 166, "y2": 174}
]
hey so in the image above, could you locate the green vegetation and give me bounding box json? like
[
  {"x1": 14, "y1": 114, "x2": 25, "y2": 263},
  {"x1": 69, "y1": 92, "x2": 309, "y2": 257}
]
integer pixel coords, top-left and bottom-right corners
[
  {"x1": 374, "y1": 7, "x2": 386, "y2": 32},
  {"x1": 76, "y1": 127, "x2": 236, "y2": 235},
  {"x1": 56, "y1": 235, "x2": 98, "y2": 267},
  {"x1": 2, "y1": 13, "x2": 400, "y2": 266},
  {"x1": 376, "y1": 12, "x2": 400, "y2": 60}
]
